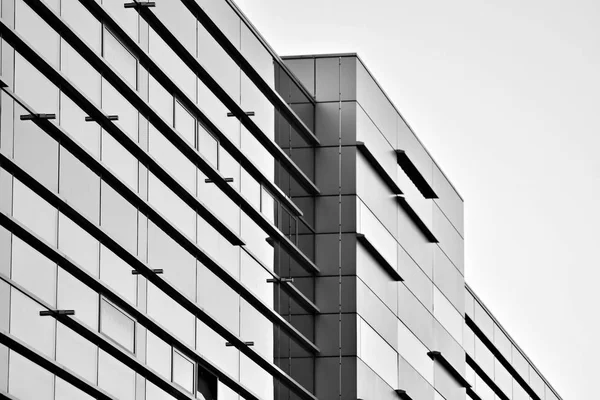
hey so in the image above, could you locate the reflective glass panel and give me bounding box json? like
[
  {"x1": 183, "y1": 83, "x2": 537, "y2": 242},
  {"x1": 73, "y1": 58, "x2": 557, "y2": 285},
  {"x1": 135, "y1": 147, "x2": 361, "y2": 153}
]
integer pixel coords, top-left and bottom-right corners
[
  {"x1": 433, "y1": 287, "x2": 463, "y2": 344},
  {"x1": 61, "y1": 41, "x2": 101, "y2": 104},
  {"x1": 197, "y1": 124, "x2": 218, "y2": 168},
  {"x1": 59, "y1": 147, "x2": 101, "y2": 223},
  {"x1": 8, "y1": 351, "x2": 53, "y2": 400},
  {"x1": 147, "y1": 283, "x2": 195, "y2": 347},
  {"x1": 149, "y1": 75, "x2": 174, "y2": 127},
  {"x1": 100, "y1": 298, "x2": 135, "y2": 352},
  {"x1": 57, "y1": 268, "x2": 99, "y2": 330},
  {"x1": 196, "y1": 262, "x2": 239, "y2": 333},
  {"x1": 397, "y1": 319, "x2": 433, "y2": 385},
  {"x1": 175, "y1": 101, "x2": 196, "y2": 145},
  {"x1": 56, "y1": 322, "x2": 98, "y2": 383},
  {"x1": 61, "y1": 0, "x2": 101, "y2": 53},
  {"x1": 149, "y1": 28, "x2": 195, "y2": 100},
  {"x1": 100, "y1": 182, "x2": 138, "y2": 254},
  {"x1": 148, "y1": 125, "x2": 196, "y2": 193},
  {"x1": 103, "y1": 28, "x2": 137, "y2": 87},
  {"x1": 98, "y1": 350, "x2": 136, "y2": 400},
  {"x1": 146, "y1": 330, "x2": 171, "y2": 380},
  {"x1": 101, "y1": 131, "x2": 138, "y2": 190},
  {"x1": 58, "y1": 213, "x2": 99, "y2": 276},
  {"x1": 13, "y1": 179, "x2": 57, "y2": 246},
  {"x1": 14, "y1": 104, "x2": 59, "y2": 191},
  {"x1": 10, "y1": 288, "x2": 55, "y2": 358},
  {"x1": 148, "y1": 174, "x2": 195, "y2": 240},
  {"x1": 196, "y1": 319, "x2": 239, "y2": 379},
  {"x1": 55, "y1": 378, "x2": 95, "y2": 400},
  {"x1": 101, "y1": 79, "x2": 138, "y2": 139},
  {"x1": 100, "y1": 245, "x2": 137, "y2": 305},
  {"x1": 173, "y1": 350, "x2": 195, "y2": 393},
  {"x1": 11, "y1": 237, "x2": 56, "y2": 306},
  {"x1": 60, "y1": 94, "x2": 101, "y2": 158},
  {"x1": 15, "y1": 55, "x2": 58, "y2": 117},
  {"x1": 15, "y1": 0, "x2": 59, "y2": 67},
  {"x1": 357, "y1": 316, "x2": 397, "y2": 388}
]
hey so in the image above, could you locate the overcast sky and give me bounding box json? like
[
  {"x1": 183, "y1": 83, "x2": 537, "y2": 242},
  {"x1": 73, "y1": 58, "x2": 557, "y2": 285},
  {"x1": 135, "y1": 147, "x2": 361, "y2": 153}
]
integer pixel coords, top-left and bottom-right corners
[{"x1": 235, "y1": 0, "x2": 599, "y2": 398}]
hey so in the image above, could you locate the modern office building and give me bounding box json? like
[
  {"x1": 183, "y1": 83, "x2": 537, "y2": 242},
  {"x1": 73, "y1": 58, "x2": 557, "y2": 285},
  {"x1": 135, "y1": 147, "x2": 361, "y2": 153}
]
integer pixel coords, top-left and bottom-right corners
[{"x1": 0, "y1": 1, "x2": 563, "y2": 400}]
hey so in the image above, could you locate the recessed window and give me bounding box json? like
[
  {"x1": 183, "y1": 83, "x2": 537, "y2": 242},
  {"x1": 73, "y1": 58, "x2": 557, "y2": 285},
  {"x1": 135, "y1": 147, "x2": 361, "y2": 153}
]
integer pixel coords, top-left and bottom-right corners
[
  {"x1": 100, "y1": 298, "x2": 135, "y2": 353},
  {"x1": 173, "y1": 350, "x2": 194, "y2": 393},
  {"x1": 103, "y1": 28, "x2": 137, "y2": 87}
]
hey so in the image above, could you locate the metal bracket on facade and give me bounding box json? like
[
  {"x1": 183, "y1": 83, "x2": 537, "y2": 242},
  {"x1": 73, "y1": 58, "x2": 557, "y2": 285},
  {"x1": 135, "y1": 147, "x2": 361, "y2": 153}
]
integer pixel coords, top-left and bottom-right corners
[
  {"x1": 20, "y1": 113, "x2": 56, "y2": 120},
  {"x1": 39, "y1": 310, "x2": 75, "y2": 317},
  {"x1": 85, "y1": 115, "x2": 119, "y2": 122},
  {"x1": 124, "y1": 1, "x2": 156, "y2": 9},
  {"x1": 132, "y1": 268, "x2": 163, "y2": 275},
  {"x1": 225, "y1": 341, "x2": 254, "y2": 347},
  {"x1": 226, "y1": 111, "x2": 255, "y2": 117},
  {"x1": 204, "y1": 177, "x2": 234, "y2": 183},
  {"x1": 266, "y1": 277, "x2": 294, "y2": 284}
]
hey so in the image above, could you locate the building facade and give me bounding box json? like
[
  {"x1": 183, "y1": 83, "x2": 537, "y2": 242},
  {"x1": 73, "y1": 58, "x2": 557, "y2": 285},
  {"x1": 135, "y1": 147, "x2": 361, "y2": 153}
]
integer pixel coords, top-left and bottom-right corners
[{"x1": 0, "y1": 1, "x2": 562, "y2": 400}]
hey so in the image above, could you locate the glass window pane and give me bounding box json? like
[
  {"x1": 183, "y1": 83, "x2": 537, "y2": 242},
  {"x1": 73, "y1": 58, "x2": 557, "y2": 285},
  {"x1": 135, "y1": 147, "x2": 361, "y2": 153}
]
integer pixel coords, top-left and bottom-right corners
[
  {"x1": 149, "y1": 29, "x2": 195, "y2": 100},
  {"x1": 241, "y1": 170, "x2": 260, "y2": 210},
  {"x1": 100, "y1": 299, "x2": 135, "y2": 353},
  {"x1": 175, "y1": 101, "x2": 196, "y2": 145},
  {"x1": 15, "y1": 0, "x2": 59, "y2": 67},
  {"x1": 153, "y1": 0, "x2": 195, "y2": 51},
  {"x1": 197, "y1": 78, "x2": 239, "y2": 146},
  {"x1": 100, "y1": 182, "x2": 138, "y2": 254},
  {"x1": 13, "y1": 179, "x2": 57, "y2": 246},
  {"x1": 197, "y1": 124, "x2": 218, "y2": 168},
  {"x1": 103, "y1": 28, "x2": 137, "y2": 87},
  {"x1": 173, "y1": 350, "x2": 194, "y2": 393},
  {"x1": 241, "y1": 25, "x2": 274, "y2": 88},
  {"x1": 261, "y1": 188, "x2": 276, "y2": 224},
  {"x1": 100, "y1": 245, "x2": 136, "y2": 305},
  {"x1": 58, "y1": 213, "x2": 99, "y2": 277},
  {"x1": 197, "y1": 22, "x2": 240, "y2": 102},
  {"x1": 148, "y1": 223, "x2": 195, "y2": 299},
  {"x1": 14, "y1": 104, "x2": 59, "y2": 191},
  {"x1": 61, "y1": 0, "x2": 101, "y2": 53},
  {"x1": 148, "y1": 125, "x2": 195, "y2": 193},
  {"x1": 98, "y1": 350, "x2": 135, "y2": 400},
  {"x1": 8, "y1": 351, "x2": 53, "y2": 400},
  {"x1": 240, "y1": 354, "x2": 274, "y2": 400},
  {"x1": 61, "y1": 41, "x2": 101, "y2": 104},
  {"x1": 55, "y1": 377, "x2": 95, "y2": 400},
  {"x1": 101, "y1": 131, "x2": 138, "y2": 190},
  {"x1": 240, "y1": 215, "x2": 273, "y2": 271},
  {"x1": 148, "y1": 174, "x2": 195, "y2": 240},
  {"x1": 196, "y1": 319, "x2": 239, "y2": 379},
  {"x1": 147, "y1": 283, "x2": 195, "y2": 347},
  {"x1": 14, "y1": 55, "x2": 58, "y2": 117},
  {"x1": 101, "y1": 79, "x2": 138, "y2": 139},
  {"x1": 59, "y1": 148, "x2": 101, "y2": 223},
  {"x1": 60, "y1": 94, "x2": 101, "y2": 158},
  {"x1": 240, "y1": 252, "x2": 273, "y2": 308},
  {"x1": 146, "y1": 330, "x2": 171, "y2": 380},
  {"x1": 56, "y1": 322, "x2": 98, "y2": 384},
  {"x1": 102, "y1": 0, "x2": 137, "y2": 41},
  {"x1": 11, "y1": 237, "x2": 56, "y2": 306},
  {"x1": 240, "y1": 300, "x2": 272, "y2": 361},
  {"x1": 241, "y1": 126, "x2": 274, "y2": 181},
  {"x1": 149, "y1": 76, "x2": 174, "y2": 127},
  {"x1": 10, "y1": 288, "x2": 56, "y2": 358},
  {"x1": 197, "y1": 262, "x2": 239, "y2": 333},
  {"x1": 57, "y1": 268, "x2": 99, "y2": 330}
]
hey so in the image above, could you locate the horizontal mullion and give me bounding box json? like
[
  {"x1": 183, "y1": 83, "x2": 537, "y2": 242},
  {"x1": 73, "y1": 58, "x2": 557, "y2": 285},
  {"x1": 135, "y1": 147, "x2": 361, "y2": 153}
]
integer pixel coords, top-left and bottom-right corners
[
  {"x1": 76, "y1": 0, "x2": 305, "y2": 219},
  {"x1": 0, "y1": 214, "x2": 263, "y2": 400},
  {"x1": 178, "y1": 0, "x2": 319, "y2": 146},
  {"x1": 0, "y1": 276, "x2": 196, "y2": 400},
  {"x1": 0, "y1": 156, "x2": 317, "y2": 400},
  {"x1": 19, "y1": 1, "x2": 319, "y2": 275},
  {"x1": 133, "y1": 5, "x2": 320, "y2": 195}
]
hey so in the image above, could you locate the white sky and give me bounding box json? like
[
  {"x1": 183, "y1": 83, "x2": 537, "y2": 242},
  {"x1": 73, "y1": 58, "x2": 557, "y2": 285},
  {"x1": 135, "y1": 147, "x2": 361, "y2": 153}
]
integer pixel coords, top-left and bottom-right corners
[{"x1": 234, "y1": 0, "x2": 599, "y2": 398}]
